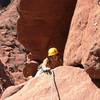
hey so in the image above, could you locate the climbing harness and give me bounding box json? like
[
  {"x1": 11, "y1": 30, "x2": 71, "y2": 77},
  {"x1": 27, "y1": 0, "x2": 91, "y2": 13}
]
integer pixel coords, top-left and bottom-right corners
[{"x1": 50, "y1": 70, "x2": 61, "y2": 100}]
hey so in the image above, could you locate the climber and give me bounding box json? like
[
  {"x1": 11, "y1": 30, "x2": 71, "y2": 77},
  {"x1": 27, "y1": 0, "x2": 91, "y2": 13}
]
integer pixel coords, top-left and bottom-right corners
[{"x1": 35, "y1": 47, "x2": 63, "y2": 77}]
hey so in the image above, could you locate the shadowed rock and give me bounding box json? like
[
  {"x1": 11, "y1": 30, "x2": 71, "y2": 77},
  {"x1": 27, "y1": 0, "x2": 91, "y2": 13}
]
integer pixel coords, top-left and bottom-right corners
[
  {"x1": 0, "y1": 0, "x2": 11, "y2": 8},
  {"x1": 0, "y1": 60, "x2": 14, "y2": 95},
  {"x1": 17, "y1": 0, "x2": 77, "y2": 62}
]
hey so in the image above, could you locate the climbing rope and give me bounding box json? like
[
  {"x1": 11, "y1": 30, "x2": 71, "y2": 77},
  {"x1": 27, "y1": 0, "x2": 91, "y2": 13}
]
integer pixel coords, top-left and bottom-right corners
[
  {"x1": 50, "y1": 70, "x2": 61, "y2": 100},
  {"x1": 34, "y1": 66, "x2": 61, "y2": 100}
]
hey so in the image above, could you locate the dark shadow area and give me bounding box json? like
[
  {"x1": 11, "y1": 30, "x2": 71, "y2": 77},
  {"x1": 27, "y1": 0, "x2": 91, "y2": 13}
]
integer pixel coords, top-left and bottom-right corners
[
  {"x1": 70, "y1": 63, "x2": 84, "y2": 69},
  {"x1": 73, "y1": 63, "x2": 100, "y2": 88},
  {"x1": 74, "y1": 63, "x2": 84, "y2": 69},
  {"x1": 61, "y1": 0, "x2": 78, "y2": 60},
  {"x1": 0, "y1": 61, "x2": 14, "y2": 94},
  {"x1": 86, "y1": 67, "x2": 100, "y2": 88},
  {"x1": 91, "y1": 79, "x2": 100, "y2": 88},
  {"x1": 0, "y1": 0, "x2": 11, "y2": 8},
  {"x1": 64, "y1": 0, "x2": 77, "y2": 41}
]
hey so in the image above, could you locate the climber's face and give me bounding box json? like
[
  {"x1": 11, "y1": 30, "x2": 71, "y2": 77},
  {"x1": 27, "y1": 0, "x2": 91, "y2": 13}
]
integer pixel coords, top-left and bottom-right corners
[{"x1": 49, "y1": 54, "x2": 59, "y2": 62}]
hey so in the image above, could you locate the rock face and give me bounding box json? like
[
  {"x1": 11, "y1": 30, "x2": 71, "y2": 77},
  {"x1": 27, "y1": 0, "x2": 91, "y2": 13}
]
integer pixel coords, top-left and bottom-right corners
[
  {"x1": 3, "y1": 66, "x2": 100, "y2": 100},
  {"x1": 0, "y1": 0, "x2": 27, "y2": 88},
  {"x1": 64, "y1": 0, "x2": 100, "y2": 79},
  {"x1": 17, "y1": 0, "x2": 77, "y2": 62},
  {"x1": 1, "y1": 0, "x2": 100, "y2": 99},
  {"x1": 23, "y1": 62, "x2": 38, "y2": 77},
  {"x1": 0, "y1": 60, "x2": 14, "y2": 95},
  {"x1": 0, "y1": 0, "x2": 26, "y2": 71},
  {"x1": 1, "y1": 82, "x2": 26, "y2": 100}
]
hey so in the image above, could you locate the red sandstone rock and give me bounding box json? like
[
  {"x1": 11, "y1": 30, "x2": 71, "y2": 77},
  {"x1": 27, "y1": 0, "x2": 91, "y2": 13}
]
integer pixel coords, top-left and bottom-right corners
[
  {"x1": 0, "y1": 60, "x2": 14, "y2": 95},
  {"x1": 1, "y1": 82, "x2": 26, "y2": 100},
  {"x1": 17, "y1": 0, "x2": 77, "y2": 61},
  {"x1": 0, "y1": 0, "x2": 27, "y2": 90},
  {"x1": 3, "y1": 66, "x2": 100, "y2": 100},
  {"x1": 23, "y1": 62, "x2": 38, "y2": 77},
  {"x1": 1, "y1": 0, "x2": 100, "y2": 99},
  {"x1": 64, "y1": 0, "x2": 100, "y2": 79}
]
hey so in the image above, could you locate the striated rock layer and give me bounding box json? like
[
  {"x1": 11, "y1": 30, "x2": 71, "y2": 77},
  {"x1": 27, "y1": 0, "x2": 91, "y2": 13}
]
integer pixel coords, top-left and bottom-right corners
[
  {"x1": 64, "y1": 0, "x2": 100, "y2": 79},
  {"x1": 2, "y1": 66, "x2": 100, "y2": 100}
]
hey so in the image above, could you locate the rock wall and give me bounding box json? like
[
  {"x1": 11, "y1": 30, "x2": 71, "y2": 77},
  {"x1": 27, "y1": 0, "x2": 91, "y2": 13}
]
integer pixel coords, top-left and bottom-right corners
[
  {"x1": 2, "y1": 66, "x2": 100, "y2": 100},
  {"x1": 0, "y1": 60, "x2": 14, "y2": 95},
  {"x1": 17, "y1": 0, "x2": 77, "y2": 62},
  {"x1": 0, "y1": 0, "x2": 25, "y2": 71},
  {"x1": 1, "y1": 0, "x2": 100, "y2": 99},
  {"x1": 0, "y1": 0, "x2": 27, "y2": 89},
  {"x1": 64, "y1": 0, "x2": 100, "y2": 79}
]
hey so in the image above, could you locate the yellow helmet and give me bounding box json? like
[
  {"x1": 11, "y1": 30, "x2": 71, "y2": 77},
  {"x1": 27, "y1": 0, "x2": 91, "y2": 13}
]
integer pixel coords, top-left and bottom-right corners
[{"x1": 48, "y1": 47, "x2": 59, "y2": 57}]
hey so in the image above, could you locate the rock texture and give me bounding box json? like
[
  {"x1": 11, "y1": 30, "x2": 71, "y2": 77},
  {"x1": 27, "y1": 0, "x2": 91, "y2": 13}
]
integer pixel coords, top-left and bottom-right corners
[
  {"x1": 0, "y1": 0, "x2": 26, "y2": 71},
  {"x1": 17, "y1": 0, "x2": 77, "y2": 62},
  {"x1": 23, "y1": 62, "x2": 38, "y2": 77},
  {"x1": 0, "y1": 60, "x2": 14, "y2": 96},
  {"x1": 1, "y1": 0, "x2": 100, "y2": 99},
  {"x1": 0, "y1": 0, "x2": 27, "y2": 88},
  {"x1": 1, "y1": 82, "x2": 26, "y2": 100},
  {"x1": 64, "y1": 0, "x2": 100, "y2": 79},
  {"x1": 2, "y1": 66, "x2": 100, "y2": 100}
]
